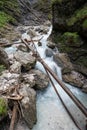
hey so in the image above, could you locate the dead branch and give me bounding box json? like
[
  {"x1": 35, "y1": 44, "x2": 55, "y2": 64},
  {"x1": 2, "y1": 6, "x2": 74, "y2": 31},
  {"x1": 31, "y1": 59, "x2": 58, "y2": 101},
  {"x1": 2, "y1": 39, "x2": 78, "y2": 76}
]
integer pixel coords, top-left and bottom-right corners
[
  {"x1": 9, "y1": 102, "x2": 18, "y2": 130},
  {"x1": 3, "y1": 95, "x2": 23, "y2": 101}
]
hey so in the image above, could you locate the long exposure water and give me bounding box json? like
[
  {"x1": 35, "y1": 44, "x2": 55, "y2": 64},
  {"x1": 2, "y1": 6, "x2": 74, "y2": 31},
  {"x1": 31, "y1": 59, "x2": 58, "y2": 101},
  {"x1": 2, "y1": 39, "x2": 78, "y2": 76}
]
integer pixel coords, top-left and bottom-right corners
[{"x1": 5, "y1": 23, "x2": 87, "y2": 130}]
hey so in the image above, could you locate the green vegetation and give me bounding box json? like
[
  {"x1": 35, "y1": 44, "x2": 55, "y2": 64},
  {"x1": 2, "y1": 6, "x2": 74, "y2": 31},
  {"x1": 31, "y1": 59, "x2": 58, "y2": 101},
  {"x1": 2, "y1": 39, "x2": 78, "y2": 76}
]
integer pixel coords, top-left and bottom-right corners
[
  {"x1": 0, "y1": 98, "x2": 7, "y2": 116},
  {"x1": 0, "y1": 65, "x2": 6, "y2": 75},
  {"x1": 67, "y1": 5, "x2": 87, "y2": 26},
  {"x1": 62, "y1": 32, "x2": 81, "y2": 45},
  {"x1": 82, "y1": 19, "x2": 87, "y2": 29},
  {"x1": 0, "y1": 11, "x2": 15, "y2": 27},
  {"x1": 0, "y1": 0, "x2": 20, "y2": 28}
]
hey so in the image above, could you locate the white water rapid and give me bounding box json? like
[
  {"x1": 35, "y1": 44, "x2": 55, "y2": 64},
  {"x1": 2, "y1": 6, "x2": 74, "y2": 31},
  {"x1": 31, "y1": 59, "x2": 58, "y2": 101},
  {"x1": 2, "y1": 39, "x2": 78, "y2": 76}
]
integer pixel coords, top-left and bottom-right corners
[{"x1": 5, "y1": 23, "x2": 87, "y2": 130}]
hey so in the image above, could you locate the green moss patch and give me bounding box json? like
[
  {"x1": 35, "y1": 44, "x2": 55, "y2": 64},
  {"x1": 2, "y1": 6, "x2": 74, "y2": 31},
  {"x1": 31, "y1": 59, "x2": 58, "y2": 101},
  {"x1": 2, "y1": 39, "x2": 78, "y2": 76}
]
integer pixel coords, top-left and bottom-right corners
[
  {"x1": 0, "y1": 11, "x2": 15, "y2": 27},
  {"x1": 0, "y1": 98, "x2": 8, "y2": 116},
  {"x1": 67, "y1": 5, "x2": 87, "y2": 26},
  {"x1": 82, "y1": 19, "x2": 87, "y2": 29}
]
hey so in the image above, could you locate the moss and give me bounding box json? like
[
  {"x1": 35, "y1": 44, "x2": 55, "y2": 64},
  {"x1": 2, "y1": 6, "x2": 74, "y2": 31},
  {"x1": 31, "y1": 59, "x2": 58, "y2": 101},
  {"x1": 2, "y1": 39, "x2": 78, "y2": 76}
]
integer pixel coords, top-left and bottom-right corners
[
  {"x1": 0, "y1": 0, "x2": 20, "y2": 28},
  {"x1": 62, "y1": 32, "x2": 80, "y2": 44},
  {"x1": 0, "y1": 11, "x2": 15, "y2": 27},
  {"x1": 82, "y1": 19, "x2": 87, "y2": 29},
  {"x1": 0, "y1": 65, "x2": 6, "y2": 75},
  {"x1": 0, "y1": 98, "x2": 8, "y2": 116},
  {"x1": 67, "y1": 5, "x2": 87, "y2": 26}
]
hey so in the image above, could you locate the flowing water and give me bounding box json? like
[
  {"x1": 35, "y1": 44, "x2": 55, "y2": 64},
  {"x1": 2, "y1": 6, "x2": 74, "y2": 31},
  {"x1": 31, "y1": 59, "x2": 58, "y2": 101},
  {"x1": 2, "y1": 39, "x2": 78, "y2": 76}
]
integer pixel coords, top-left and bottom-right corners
[{"x1": 5, "y1": 23, "x2": 87, "y2": 130}]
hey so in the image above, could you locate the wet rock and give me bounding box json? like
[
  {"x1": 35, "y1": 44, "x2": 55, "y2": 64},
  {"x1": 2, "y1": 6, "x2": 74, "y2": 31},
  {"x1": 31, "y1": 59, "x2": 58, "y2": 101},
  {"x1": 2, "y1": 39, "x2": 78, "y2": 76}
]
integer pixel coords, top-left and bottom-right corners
[
  {"x1": 27, "y1": 29, "x2": 37, "y2": 38},
  {"x1": 17, "y1": 44, "x2": 28, "y2": 52},
  {"x1": 14, "y1": 50, "x2": 36, "y2": 71},
  {"x1": 38, "y1": 26, "x2": 49, "y2": 34},
  {"x1": 19, "y1": 84, "x2": 36, "y2": 129},
  {"x1": 21, "y1": 73, "x2": 36, "y2": 88},
  {"x1": 47, "y1": 41, "x2": 56, "y2": 49},
  {"x1": 0, "y1": 47, "x2": 10, "y2": 68},
  {"x1": 62, "y1": 70, "x2": 85, "y2": 88},
  {"x1": 82, "y1": 82, "x2": 87, "y2": 93},
  {"x1": 45, "y1": 48, "x2": 53, "y2": 57},
  {"x1": 0, "y1": 70, "x2": 20, "y2": 91},
  {"x1": 10, "y1": 61, "x2": 21, "y2": 73},
  {"x1": 53, "y1": 53, "x2": 73, "y2": 69},
  {"x1": 29, "y1": 69, "x2": 49, "y2": 90}
]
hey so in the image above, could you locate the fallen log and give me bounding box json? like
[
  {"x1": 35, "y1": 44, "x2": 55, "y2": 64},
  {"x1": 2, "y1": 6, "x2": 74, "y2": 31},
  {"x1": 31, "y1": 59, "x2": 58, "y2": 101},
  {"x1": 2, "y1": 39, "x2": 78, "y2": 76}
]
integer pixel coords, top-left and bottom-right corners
[
  {"x1": 9, "y1": 102, "x2": 18, "y2": 130},
  {"x1": 22, "y1": 38, "x2": 87, "y2": 117},
  {"x1": 45, "y1": 68, "x2": 82, "y2": 130}
]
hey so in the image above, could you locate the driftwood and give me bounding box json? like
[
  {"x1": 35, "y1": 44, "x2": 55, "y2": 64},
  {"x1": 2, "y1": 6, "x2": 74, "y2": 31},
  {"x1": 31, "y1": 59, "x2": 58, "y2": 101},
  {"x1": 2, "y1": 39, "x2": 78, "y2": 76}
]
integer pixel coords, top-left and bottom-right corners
[
  {"x1": 0, "y1": 43, "x2": 12, "y2": 47},
  {"x1": 45, "y1": 67, "x2": 82, "y2": 130},
  {"x1": 22, "y1": 38, "x2": 87, "y2": 117},
  {"x1": 9, "y1": 102, "x2": 18, "y2": 130}
]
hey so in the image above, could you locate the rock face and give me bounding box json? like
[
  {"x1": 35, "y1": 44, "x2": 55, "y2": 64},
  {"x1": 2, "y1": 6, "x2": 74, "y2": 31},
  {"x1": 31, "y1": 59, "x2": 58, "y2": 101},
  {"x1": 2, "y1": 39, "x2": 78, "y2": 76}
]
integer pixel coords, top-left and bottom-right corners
[
  {"x1": 52, "y1": 0, "x2": 87, "y2": 37},
  {"x1": 19, "y1": 84, "x2": 37, "y2": 129},
  {"x1": 52, "y1": 0, "x2": 87, "y2": 92},
  {"x1": 14, "y1": 50, "x2": 36, "y2": 71},
  {"x1": 29, "y1": 69, "x2": 49, "y2": 90},
  {"x1": 0, "y1": 47, "x2": 10, "y2": 68}
]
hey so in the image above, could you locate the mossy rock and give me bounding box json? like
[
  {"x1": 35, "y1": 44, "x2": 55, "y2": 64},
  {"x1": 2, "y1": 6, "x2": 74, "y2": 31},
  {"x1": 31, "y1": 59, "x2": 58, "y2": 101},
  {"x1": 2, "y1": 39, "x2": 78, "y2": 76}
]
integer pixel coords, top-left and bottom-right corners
[
  {"x1": 61, "y1": 32, "x2": 83, "y2": 47},
  {"x1": 0, "y1": 98, "x2": 8, "y2": 116},
  {"x1": 0, "y1": 11, "x2": 16, "y2": 28},
  {"x1": 82, "y1": 19, "x2": 87, "y2": 29},
  {"x1": 67, "y1": 5, "x2": 87, "y2": 26},
  {"x1": 0, "y1": 0, "x2": 20, "y2": 28}
]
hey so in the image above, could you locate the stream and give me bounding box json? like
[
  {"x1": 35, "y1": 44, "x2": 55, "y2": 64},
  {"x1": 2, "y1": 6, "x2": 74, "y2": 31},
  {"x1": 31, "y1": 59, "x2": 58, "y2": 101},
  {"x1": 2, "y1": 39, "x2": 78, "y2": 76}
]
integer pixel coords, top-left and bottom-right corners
[{"x1": 5, "y1": 23, "x2": 87, "y2": 130}]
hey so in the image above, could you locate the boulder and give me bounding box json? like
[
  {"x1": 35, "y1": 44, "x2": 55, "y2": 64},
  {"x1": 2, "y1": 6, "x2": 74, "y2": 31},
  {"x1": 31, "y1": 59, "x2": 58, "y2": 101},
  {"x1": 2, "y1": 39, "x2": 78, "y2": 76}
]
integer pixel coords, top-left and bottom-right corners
[
  {"x1": 14, "y1": 50, "x2": 36, "y2": 71},
  {"x1": 29, "y1": 69, "x2": 49, "y2": 90},
  {"x1": 53, "y1": 53, "x2": 73, "y2": 69},
  {"x1": 82, "y1": 82, "x2": 87, "y2": 93},
  {"x1": 45, "y1": 48, "x2": 53, "y2": 57},
  {"x1": 62, "y1": 70, "x2": 85, "y2": 88},
  {"x1": 0, "y1": 70, "x2": 20, "y2": 91},
  {"x1": 19, "y1": 84, "x2": 37, "y2": 129},
  {"x1": 21, "y1": 73, "x2": 36, "y2": 88},
  {"x1": 0, "y1": 47, "x2": 10, "y2": 68},
  {"x1": 47, "y1": 41, "x2": 56, "y2": 49},
  {"x1": 17, "y1": 44, "x2": 28, "y2": 52},
  {"x1": 10, "y1": 61, "x2": 21, "y2": 73}
]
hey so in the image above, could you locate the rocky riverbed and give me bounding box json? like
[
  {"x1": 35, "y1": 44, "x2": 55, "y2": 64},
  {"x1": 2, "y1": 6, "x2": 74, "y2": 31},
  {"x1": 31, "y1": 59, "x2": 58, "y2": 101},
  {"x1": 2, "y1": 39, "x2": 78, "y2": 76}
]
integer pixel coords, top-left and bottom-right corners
[{"x1": 0, "y1": 0, "x2": 87, "y2": 129}]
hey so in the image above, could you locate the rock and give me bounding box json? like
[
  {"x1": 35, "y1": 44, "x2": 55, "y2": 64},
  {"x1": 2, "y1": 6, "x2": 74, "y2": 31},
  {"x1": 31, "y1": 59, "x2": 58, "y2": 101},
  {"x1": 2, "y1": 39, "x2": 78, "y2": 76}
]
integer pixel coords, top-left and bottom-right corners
[
  {"x1": 0, "y1": 47, "x2": 10, "y2": 68},
  {"x1": 14, "y1": 50, "x2": 36, "y2": 71},
  {"x1": 45, "y1": 48, "x2": 53, "y2": 57},
  {"x1": 29, "y1": 69, "x2": 49, "y2": 90},
  {"x1": 0, "y1": 70, "x2": 20, "y2": 91},
  {"x1": 19, "y1": 84, "x2": 37, "y2": 129},
  {"x1": 38, "y1": 26, "x2": 49, "y2": 34},
  {"x1": 17, "y1": 44, "x2": 28, "y2": 52},
  {"x1": 10, "y1": 61, "x2": 21, "y2": 73},
  {"x1": 47, "y1": 41, "x2": 56, "y2": 49},
  {"x1": 21, "y1": 73, "x2": 36, "y2": 88},
  {"x1": 82, "y1": 82, "x2": 87, "y2": 93},
  {"x1": 27, "y1": 29, "x2": 37, "y2": 38},
  {"x1": 62, "y1": 70, "x2": 85, "y2": 88},
  {"x1": 53, "y1": 53, "x2": 73, "y2": 69},
  {"x1": 44, "y1": 20, "x2": 51, "y2": 27}
]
